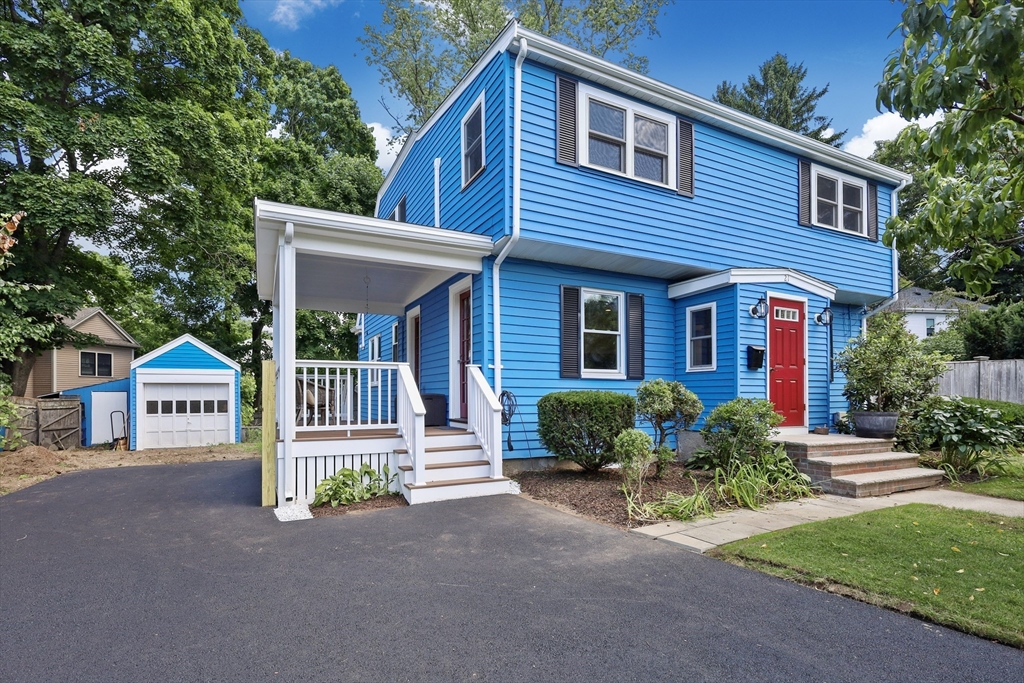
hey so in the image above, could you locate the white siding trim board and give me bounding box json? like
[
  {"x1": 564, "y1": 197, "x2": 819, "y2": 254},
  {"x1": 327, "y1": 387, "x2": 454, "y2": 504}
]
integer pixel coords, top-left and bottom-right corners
[{"x1": 669, "y1": 268, "x2": 836, "y2": 301}]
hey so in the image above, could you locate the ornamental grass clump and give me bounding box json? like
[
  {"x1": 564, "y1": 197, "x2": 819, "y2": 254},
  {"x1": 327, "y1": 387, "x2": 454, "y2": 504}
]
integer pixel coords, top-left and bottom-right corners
[{"x1": 537, "y1": 390, "x2": 635, "y2": 471}]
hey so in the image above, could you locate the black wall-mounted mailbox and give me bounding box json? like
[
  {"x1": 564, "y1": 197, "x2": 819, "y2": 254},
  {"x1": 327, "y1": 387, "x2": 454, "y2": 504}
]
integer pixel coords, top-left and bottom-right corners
[{"x1": 747, "y1": 345, "x2": 766, "y2": 370}]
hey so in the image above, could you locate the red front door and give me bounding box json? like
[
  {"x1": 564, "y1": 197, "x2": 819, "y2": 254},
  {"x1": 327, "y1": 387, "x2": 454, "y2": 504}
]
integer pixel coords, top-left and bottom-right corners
[
  {"x1": 769, "y1": 297, "x2": 805, "y2": 427},
  {"x1": 459, "y1": 290, "x2": 471, "y2": 419}
]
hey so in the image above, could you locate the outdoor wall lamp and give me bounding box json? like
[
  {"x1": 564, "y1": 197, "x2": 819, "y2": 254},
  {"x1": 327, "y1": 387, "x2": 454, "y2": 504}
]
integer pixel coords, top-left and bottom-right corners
[
  {"x1": 814, "y1": 306, "x2": 834, "y2": 326},
  {"x1": 749, "y1": 296, "x2": 768, "y2": 319}
]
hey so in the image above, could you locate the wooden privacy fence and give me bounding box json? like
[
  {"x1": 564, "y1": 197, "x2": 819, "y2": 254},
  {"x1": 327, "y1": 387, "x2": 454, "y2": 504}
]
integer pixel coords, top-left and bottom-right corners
[
  {"x1": 937, "y1": 359, "x2": 1024, "y2": 405},
  {"x1": 7, "y1": 397, "x2": 82, "y2": 449}
]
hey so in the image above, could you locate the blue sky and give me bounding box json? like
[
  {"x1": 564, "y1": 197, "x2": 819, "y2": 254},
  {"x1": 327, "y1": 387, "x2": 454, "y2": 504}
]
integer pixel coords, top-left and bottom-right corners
[{"x1": 243, "y1": 0, "x2": 924, "y2": 170}]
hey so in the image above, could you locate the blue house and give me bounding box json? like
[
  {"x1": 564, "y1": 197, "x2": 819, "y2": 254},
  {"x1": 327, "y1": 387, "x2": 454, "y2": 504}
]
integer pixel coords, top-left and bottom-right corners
[{"x1": 255, "y1": 22, "x2": 909, "y2": 505}]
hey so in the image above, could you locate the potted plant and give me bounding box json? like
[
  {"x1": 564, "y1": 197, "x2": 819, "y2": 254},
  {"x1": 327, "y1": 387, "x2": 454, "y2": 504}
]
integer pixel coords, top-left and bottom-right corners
[{"x1": 834, "y1": 312, "x2": 948, "y2": 439}]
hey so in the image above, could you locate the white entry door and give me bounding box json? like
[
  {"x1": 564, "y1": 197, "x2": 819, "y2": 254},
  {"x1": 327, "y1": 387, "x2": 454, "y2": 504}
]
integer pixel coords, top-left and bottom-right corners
[{"x1": 142, "y1": 383, "x2": 231, "y2": 448}]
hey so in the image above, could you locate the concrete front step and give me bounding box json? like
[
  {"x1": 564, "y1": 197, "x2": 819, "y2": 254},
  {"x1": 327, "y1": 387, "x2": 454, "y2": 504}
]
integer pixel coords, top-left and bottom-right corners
[
  {"x1": 804, "y1": 451, "x2": 921, "y2": 481},
  {"x1": 823, "y1": 467, "x2": 945, "y2": 498},
  {"x1": 778, "y1": 436, "x2": 896, "y2": 459}
]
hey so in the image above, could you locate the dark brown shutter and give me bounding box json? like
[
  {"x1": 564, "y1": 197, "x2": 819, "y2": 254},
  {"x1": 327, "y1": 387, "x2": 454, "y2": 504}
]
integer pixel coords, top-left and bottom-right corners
[
  {"x1": 677, "y1": 119, "x2": 694, "y2": 197},
  {"x1": 556, "y1": 76, "x2": 578, "y2": 166},
  {"x1": 626, "y1": 293, "x2": 645, "y2": 380},
  {"x1": 560, "y1": 285, "x2": 581, "y2": 378},
  {"x1": 798, "y1": 160, "x2": 811, "y2": 226},
  {"x1": 867, "y1": 182, "x2": 878, "y2": 241}
]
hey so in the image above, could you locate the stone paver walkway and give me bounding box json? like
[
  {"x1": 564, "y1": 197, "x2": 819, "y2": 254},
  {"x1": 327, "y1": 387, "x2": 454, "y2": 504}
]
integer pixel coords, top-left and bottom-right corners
[{"x1": 632, "y1": 490, "x2": 1024, "y2": 553}]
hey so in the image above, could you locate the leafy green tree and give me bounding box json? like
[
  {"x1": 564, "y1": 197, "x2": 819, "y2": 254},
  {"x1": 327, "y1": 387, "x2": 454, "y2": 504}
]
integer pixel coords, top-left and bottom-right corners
[
  {"x1": 956, "y1": 302, "x2": 1024, "y2": 360},
  {"x1": 0, "y1": 0, "x2": 268, "y2": 395},
  {"x1": 878, "y1": 0, "x2": 1024, "y2": 296},
  {"x1": 361, "y1": 0, "x2": 673, "y2": 131},
  {"x1": 713, "y1": 53, "x2": 846, "y2": 146}
]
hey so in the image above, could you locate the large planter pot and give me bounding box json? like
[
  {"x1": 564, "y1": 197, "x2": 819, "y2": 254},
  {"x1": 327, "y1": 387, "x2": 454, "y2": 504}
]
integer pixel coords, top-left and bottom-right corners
[{"x1": 851, "y1": 411, "x2": 899, "y2": 439}]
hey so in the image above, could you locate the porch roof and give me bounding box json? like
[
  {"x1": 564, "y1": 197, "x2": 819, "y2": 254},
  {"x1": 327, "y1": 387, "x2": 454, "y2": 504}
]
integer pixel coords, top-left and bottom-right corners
[{"x1": 254, "y1": 199, "x2": 495, "y2": 316}]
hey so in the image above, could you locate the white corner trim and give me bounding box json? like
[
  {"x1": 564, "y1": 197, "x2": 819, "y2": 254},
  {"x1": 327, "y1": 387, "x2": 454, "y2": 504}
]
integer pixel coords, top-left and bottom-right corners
[
  {"x1": 669, "y1": 268, "x2": 836, "y2": 302},
  {"x1": 448, "y1": 276, "x2": 473, "y2": 421},
  {"x1": 131, "y1": 333, "x2": 241, "y2": 372},
  {"x1": 685, "y1": 301, "x2": 717, "y2": 373}
]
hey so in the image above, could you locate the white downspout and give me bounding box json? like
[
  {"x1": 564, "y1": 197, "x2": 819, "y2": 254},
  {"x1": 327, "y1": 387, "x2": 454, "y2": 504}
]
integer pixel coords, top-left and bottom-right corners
[
  {"x1": 492, "y1": 35, "x2": 527, "y2": 394},
  {"x1": 434, "y1": 157, "x2": 441, "y2": 227},
  {"x1": 862, "y1": 178, "x2": 909, "y2": 336}
]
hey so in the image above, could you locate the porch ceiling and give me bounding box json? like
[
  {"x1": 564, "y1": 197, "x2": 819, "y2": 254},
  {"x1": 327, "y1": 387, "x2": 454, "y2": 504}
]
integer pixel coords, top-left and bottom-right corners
[{"x1": 255, "y1": 199, "x2": 495, "y2": 315}]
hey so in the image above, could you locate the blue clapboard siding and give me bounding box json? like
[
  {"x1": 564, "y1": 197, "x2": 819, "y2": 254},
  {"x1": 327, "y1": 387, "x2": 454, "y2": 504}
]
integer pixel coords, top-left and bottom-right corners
[
  {"x1": 829, "y1": 303, "x2": 865, "y2": 418},
  {"x1": 674, "y1": 287, "x2": 738, "y2": 425},
  {"x1": 735, "y1": 282, "x2": 832, "y2": 429},
  {"x1": 136, "y1": 341, "x2": 233, "y2": 370},
  {"x1": 497, "y1": 258, "x2": 674, "y2": 457},
  {"x1": 518, "y1": 61, "x2": 895, "y2": 299},
  {"x1": 378, "y1": 52, "x2": 511, "y2": 241}
]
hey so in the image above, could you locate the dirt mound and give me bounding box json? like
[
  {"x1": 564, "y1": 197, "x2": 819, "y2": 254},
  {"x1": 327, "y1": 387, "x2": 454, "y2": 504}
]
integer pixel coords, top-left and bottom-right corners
[{"x1": 0, "y1": 445, "x2": 63, "y2": 476}]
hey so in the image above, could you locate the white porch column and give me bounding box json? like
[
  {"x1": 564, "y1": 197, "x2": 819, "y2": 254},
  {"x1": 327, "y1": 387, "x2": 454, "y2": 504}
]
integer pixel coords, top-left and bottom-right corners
[
  {"x1": 279, "y1": 225, "x2": 297, "y2": 501},
  {"x1": 272, "y1": 303, "x2": 281, "y2": 437}
]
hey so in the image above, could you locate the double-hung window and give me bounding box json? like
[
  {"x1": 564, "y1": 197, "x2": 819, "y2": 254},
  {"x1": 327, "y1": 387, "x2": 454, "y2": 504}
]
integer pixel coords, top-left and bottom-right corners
[
  {"x1": 369, "y1": 335, "x2": 381, "y2": 386},
  {"x1": 81, "y1": 351, "x2": 112, "y2": 377},
  {"x1": 462, "y1": 93, "x2": 486, "y2": 187},
  {"x1": 581, "y1": 289, "x2": 624, "y2": 376},
  {"x1": 580, "y1": 85, "x2": 675, "y2": 189},
  {"x1": 925, "y1": 318, "x2": 935, "y2": 337},
  {"x1": 812, "y1": 166, "x2": 867, "y2": 235},
  {"x1": 686, "y1": 303, "x2": 716, "y2": 372}
]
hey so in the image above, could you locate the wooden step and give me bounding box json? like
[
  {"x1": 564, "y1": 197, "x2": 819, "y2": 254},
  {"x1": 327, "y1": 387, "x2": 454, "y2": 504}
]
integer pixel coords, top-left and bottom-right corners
[
  {"x1": 404, "y1": 476, "x2": 510, "y2": 490},
  {"x1": 803, "y1": 452, "x2": 920, "y2": 481},
  {"x1": 823, "y1": 467, "x2": 944, "y2": 498},
  {"x1": 398, "y1": 459, "x2": 490, "y2": 472},
  {"x1": 394, "y1": 444, "x2": 482, "y2": 455}
]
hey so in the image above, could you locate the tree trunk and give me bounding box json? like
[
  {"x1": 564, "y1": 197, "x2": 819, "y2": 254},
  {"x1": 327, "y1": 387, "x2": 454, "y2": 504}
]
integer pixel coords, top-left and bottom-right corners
[{"x1": 9, "y1": 351, "x2": 38, "y2": 397}]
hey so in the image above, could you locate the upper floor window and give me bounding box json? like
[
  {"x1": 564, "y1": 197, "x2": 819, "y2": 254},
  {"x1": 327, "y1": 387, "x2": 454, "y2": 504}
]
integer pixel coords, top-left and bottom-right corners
[
  {"x1": 462, "y1": 93, "x2": 486, "y2": 187},
  {"x1": 579, "y1": 85, "x2": 675, "y2": 189},
  {"x1": 389, "y1": 196, "x2": 406, "y2": 222},
  {"x1": 686, "y1": 303, "x2": 716, "y2": 372},
  {"x1": 81, "y1": 351, "x2": 112, "y2": 377},
  {"x1": 925, "y1": 318, "x2": 935, "y2": 337},
  {"x1": 581, "y1": 288, "x2": 625, "y2": 377},
  {"x1": 812, "y1": 165, "x2": 867, "y2": 236}
]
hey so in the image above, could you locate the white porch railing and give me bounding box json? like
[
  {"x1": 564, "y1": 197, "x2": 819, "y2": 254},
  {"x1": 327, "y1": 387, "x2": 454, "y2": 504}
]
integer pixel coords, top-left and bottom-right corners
[
  {"x1": 466, "y1": 365, "x2": 503, "y2": 479},
  {"x1": 396, "y1": 364, "x2": 426, "y2": 485},
  {"x1": 294, "y1": 360, "x2": 401, "y2": 433}
]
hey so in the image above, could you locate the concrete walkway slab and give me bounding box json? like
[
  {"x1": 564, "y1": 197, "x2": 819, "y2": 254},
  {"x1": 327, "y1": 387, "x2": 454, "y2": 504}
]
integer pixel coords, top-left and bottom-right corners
[{"x1": 889, "y1": 489, "x2": 1024, "y2": 517}]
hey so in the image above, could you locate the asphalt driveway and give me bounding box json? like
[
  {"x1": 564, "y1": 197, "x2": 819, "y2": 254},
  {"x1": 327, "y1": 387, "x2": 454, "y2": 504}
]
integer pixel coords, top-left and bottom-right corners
[{"x1": 1, "y1": 460, "x2": 1020, "y2": 682}]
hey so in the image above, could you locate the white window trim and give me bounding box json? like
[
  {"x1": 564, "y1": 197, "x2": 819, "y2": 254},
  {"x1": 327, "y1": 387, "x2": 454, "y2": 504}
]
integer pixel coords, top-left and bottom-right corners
[
  {"x1": 405, "y1": 305, "x2": 421, "y2": 386},
  {"x1": 685, "y1": 302, "x2": 717, "y2": 372},
  {"x1": 369, "y1": 335, "x2": 381, "y2": 386},
  {"x1": 577, "y1": 83, "x2": 676, "y2": 190},
  {"x1": 391, "y1": 321, "x2": 400, "y2": 361},
  {"x1": 461, "y1": 91, "x2": 486, "y2": 189},
  {"x1": 580, "y1": 287, "x2": 626, "y2": 379},
  {"x1": 80, "y1": 350, "x2": 113, "y2": 377},
  {"x1": 448, "y1": 276, "x2": 473, "y2": 420},
  {"x1": 811, "y1": 164, "x2": 868, "y2": 238}
]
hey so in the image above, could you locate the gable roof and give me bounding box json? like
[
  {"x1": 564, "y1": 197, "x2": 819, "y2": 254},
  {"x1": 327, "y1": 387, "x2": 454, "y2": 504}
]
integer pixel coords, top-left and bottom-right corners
[
  {"x1": 63, "y1": 307, "x2": 140, "y2": 349},
  {"x1": 884, "y1": 287, "x2": 990, "y2": 314},
  {"x1": 378, "y1": 21, "x2": 911, "y2": 206},
  {"x1": 130, "y1": 333, "x2": 240, "y2": 372}
]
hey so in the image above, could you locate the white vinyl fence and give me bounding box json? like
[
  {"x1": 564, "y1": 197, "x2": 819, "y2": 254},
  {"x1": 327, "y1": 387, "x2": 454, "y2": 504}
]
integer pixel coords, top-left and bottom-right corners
[{"x1": 937, "y1": 359, "x2": 1024, "y2": 405}]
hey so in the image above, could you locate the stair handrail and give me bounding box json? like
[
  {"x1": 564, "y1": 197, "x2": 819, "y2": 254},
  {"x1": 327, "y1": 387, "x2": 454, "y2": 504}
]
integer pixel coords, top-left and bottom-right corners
[
  {"x1": 396, "y1": 363, "x2": 427, "y2": 485},
  {"x1": 466, "y1": 365, "x2": 503, "y2": 479}
]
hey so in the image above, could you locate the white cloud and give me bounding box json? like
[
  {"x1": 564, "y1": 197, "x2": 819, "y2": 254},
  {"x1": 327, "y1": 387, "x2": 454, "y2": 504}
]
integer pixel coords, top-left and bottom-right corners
[
  {"x1": 267, "y1": 122, "x2": 285, "y2": 139},
  {"x1": 270, "y1": 0, "x2": 342, "y2": 30},
  {"x1": 369, "y1": 122, "x2": 401, "y2": 173},
  {"x1": 844, "y1": 111, "x2": 944, "y2": 158}
]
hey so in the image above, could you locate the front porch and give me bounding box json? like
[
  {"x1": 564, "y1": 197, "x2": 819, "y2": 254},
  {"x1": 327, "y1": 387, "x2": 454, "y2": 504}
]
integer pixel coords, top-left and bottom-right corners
[{"x1": 254, "y1": 199, "x2": 511, "y2": 505}]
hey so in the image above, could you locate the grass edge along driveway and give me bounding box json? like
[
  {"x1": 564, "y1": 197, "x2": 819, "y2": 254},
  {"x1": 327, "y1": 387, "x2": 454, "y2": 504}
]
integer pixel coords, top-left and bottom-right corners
[{"x1": 711, "y1": 503, "x2": 1024, "y2": 648}]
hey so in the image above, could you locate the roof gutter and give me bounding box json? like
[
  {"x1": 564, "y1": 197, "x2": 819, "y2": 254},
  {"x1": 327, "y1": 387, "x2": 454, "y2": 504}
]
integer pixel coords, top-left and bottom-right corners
[{"x1": 491, "y1": 32, "x2": 526, "y2": 394}]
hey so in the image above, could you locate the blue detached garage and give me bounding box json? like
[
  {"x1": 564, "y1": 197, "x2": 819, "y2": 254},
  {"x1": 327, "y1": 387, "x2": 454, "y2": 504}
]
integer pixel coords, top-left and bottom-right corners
[{"x1": 130, "y1": 334, "x2": 241, "y2": 450}]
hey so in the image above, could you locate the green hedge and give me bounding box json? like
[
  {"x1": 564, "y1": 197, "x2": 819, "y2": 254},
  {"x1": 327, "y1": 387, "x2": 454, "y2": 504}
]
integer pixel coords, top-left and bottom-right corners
[{"x1": 536, "y1": 390, "x2": 636, "y2": 471}]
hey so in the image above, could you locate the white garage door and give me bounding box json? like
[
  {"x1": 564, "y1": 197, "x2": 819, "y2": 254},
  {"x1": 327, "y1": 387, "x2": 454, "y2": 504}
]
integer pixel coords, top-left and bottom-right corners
[{"x1": 143, "y1": 383, "x2": 231, "y2": 448}]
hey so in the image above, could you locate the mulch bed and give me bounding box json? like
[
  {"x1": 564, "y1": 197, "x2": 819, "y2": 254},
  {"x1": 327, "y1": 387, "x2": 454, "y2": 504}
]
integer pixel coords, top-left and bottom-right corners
[
  {"x1": 310, "y1": 494, "x2": 408, "y2": 517},
  {"x1": 514, "y1": 462, "x2": 718, "y2": 529}
]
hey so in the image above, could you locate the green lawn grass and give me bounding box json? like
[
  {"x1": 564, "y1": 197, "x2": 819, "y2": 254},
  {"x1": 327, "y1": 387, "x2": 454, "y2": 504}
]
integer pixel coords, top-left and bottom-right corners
[
  {"x1": 711, "y1": 504, "x2": 1024, "y2": 647},
  {"x1": 958, "y1": 450, "x2": 1024, "y2": 501}
]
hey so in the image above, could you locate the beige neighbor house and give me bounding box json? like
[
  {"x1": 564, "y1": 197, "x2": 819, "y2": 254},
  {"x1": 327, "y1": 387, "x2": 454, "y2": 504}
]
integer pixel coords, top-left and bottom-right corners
[{"x1": 26, "y1": 308, "x2": 141, "y2": 398}]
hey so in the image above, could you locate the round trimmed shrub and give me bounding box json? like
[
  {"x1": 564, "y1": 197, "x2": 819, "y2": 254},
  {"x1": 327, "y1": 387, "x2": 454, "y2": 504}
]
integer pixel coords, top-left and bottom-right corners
[
  {"x1": 536, "y1": 390, "x2": 636, "y2": 471},
  {"x1": 689, "y1": 397, "x2": 783, "y2": 470}
]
